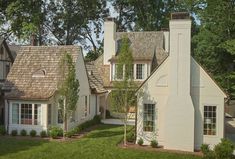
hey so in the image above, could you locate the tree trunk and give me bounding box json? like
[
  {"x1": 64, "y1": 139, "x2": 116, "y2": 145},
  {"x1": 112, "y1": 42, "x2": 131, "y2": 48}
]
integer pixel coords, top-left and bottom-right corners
[
  {"x1": 124, "y1": 114, "x2": 127, "y2": 146},
  {"x1": 63, "y1": 98, "x2": 67, "y2": 139}
]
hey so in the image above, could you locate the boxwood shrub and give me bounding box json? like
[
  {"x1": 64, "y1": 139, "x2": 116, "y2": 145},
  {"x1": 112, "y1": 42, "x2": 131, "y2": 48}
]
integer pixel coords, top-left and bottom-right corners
[
  {"x1": 11, "y1": 130, "x2": 18, "y2": 136},
  {"x1": 20, "y1": 129, "x2": 27, "y2": 136},
  {"x1": 30, "y1": 130, "x2": 37, "y2": 137}
]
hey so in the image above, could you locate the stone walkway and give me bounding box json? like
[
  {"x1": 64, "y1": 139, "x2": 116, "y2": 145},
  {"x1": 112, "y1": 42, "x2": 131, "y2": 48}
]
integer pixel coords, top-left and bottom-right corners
[{"x1": 101, "y1": 119, "x2": 135, "y2": 126}]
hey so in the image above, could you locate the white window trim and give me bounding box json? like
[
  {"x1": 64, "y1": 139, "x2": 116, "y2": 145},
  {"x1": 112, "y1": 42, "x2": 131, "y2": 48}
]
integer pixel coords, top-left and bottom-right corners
[
  {"x1": 10, "y1": 102, "x2": 42, "y2": 126},
  {"x1": 203, "y1": 104, "x2": 218, "y2": 137}
]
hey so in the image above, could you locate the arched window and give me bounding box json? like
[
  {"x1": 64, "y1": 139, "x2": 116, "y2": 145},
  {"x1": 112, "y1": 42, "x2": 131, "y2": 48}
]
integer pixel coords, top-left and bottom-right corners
[{"x1": 32, "y1": 69, "x2": 46, "y2": 77}]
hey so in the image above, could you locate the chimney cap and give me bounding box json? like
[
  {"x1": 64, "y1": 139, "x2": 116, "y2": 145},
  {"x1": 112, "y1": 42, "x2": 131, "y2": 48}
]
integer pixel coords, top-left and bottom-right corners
[
  {"x1": 105, "y1": 17, "x2": 115, "y2": 22},
  {"x1": 171, "y1": 12, "x2": 190, "y2": 20}
]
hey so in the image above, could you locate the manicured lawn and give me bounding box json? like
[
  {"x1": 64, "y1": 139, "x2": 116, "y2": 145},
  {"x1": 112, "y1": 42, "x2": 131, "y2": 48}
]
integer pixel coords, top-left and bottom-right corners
[{"x1": 0, "y1": 125, "x2": 201, "y2": 159}]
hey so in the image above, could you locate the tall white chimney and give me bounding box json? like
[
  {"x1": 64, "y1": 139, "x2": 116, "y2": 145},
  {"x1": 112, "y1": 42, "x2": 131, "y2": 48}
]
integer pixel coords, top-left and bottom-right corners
[
  {"x1": 164, "y1": 13, "x2": 195, "y2": 152},
  {"x1": 103, "y1": 17, "x2": 116, "y2": 65}
]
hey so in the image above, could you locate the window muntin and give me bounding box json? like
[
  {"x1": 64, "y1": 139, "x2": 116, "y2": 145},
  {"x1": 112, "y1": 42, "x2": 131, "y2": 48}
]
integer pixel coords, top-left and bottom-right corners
[
  {"x1": 12, "y1": 103, "x2": 19, "y2": 124},
  {"x1": 204, "y1": 106, "x2": 216, "y2": 135},
  {"x1": 34, "y1": 104, "x2": 41, "y2": 125},
  {"x1": 21, "y1": 104, "x2": 32, "y2": 125},
  {"x1": 136, "y1": 64, "x2": 145, "y2": 79},
  {"x1": 143, "y1": 104, "x2": 155, "y2": 132}
]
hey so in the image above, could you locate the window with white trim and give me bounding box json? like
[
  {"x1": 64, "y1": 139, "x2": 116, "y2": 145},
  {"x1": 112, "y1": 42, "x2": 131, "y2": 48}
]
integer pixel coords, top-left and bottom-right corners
[
  {"x1": 48, "y1": 104, "x2": 51, "y2": 125},
  {"x1": 115, "y1": 64, "x2": 123, "y2": 80},
  {"x1": 136, "y1": 64, "x2": 145, "y2": 79},
  {"x1": 143, "y1": 104, "x2": 155, "y2": 132},
  {"x1": 204, "y1": 106, "x2": 216, "y2": 135},
  {"x1": 12, "y1": 103, "x2": 19, "y2": 124},
  {"x1": 11, "y1": 103, "x2": 41, "y2": 125}
]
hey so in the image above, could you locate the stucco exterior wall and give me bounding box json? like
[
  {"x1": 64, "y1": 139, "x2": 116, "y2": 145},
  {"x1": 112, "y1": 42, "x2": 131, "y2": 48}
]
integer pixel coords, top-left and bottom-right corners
[
  {"x1": 136, "y1": 58, "x2": 226, "y2": 151},
  {"x1": 191, "y1": 58, "x2": 226, "y2": 149},
  {"x1": 137, "y1": 58, "x2": 169, "y2": 146}
]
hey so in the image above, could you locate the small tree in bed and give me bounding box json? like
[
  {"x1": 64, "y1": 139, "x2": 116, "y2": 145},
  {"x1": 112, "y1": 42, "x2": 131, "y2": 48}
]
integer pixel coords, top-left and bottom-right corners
[
  {"x1": 58, "y1": 53, "x2": 79, "y2": 138},
  {"x1": 110, "y1": 36, "x2": 137, "y2": 146}
]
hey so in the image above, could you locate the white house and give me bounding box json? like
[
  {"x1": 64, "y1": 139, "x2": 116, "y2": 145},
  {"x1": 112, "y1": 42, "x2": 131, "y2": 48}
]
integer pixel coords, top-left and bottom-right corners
[
  {"x1": 94, "y1": 17, "x2": 168, "y2": 118},
  {"x1": 3, "y1": 46, "x2": 106, "y2": 135},
  {"x1": 136, "y1": 13, "x2": 227, "y2": 152}
]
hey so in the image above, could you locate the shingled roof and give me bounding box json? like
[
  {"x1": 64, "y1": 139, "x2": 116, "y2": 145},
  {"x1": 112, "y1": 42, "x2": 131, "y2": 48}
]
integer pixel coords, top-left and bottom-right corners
[
  {"x1": 109, "y1": 31, "x2": 165, "y2": 61},
  {"x1": 3, "y1": 46, "x2": 81, "y2": 100},
  {"x1": 85, "y1": 62, "x2": 107, "y2": 94}
]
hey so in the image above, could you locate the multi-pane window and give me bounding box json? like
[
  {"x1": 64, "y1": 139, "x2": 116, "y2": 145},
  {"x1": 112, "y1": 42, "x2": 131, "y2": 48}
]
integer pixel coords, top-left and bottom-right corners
[
  {"x1": 34, "y1": 104, "x2": 41, "y2": 125},
  {"x1": 115, "y1": 64, "x2": 123, "y2": 80},
  {"x1": 136, "y1": 64, "x2": 145, "y2": 79},
  {"x1": 11, "y1": 103, "x2": 41, "y2": 125},
  {"x1": 143, "y1": 104, "x2": 155, "y2": 132},
  {"x1": 12, "y1": 103, "x2": 19, "y2": 124},
  {"x1": 204, "y1": 106, "x2": 216, "y2": 135},
  {"x1": 21, "y1": 104, "x2": 32, "y2": 125}
]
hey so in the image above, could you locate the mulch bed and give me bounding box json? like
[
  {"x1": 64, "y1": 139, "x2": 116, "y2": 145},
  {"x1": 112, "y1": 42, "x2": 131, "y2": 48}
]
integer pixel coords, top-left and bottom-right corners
[
  {"x1": 0, "y1": 125, "x2": 100, "y2": 142},
  {"x1": 118, "y1": 142, "x2": 203, "y2": 157}
]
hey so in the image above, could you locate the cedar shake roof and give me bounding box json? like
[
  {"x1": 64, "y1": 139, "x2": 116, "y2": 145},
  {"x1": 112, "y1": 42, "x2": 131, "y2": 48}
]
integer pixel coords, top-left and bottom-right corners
[
  {"x1": 109, "y1": 31, "x2": 165, "y2": 61},
  {"x1": 3, "y1": 46, "x2": 81, "y2": 100},
  {"x1": 85, "y1": 62, "x2": 107, "y2": 94}
]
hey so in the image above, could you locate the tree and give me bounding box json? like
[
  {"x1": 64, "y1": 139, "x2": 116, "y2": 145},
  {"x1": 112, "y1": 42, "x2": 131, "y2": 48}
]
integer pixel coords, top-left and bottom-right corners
[
  {"x1": 110, "y1": 36, "x2": 136, "y2": 146},
  {"x1": 58, "y1": 53, "x2": 80, "y2": 137},
  {"x1": 192, "y1": 0, "x2": 235, "y2": 99},
  {"x1": 0, "y1": 0, "x2": 108, "y2": 54}
]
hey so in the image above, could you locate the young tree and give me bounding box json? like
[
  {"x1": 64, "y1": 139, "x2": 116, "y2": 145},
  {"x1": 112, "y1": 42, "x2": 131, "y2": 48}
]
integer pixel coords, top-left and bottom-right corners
[
  {"x1": 58, "y1": 53, "x2": 80, "y2": 137},
  {"x1": 110, "y1": 36, "x2": 136, "y2": 146}
]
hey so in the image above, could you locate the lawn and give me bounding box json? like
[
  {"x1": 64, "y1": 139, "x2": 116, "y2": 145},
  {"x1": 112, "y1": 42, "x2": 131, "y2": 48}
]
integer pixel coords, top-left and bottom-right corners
[{"x1": 0, "y1": 125, "x2": 201, "y2": 159}]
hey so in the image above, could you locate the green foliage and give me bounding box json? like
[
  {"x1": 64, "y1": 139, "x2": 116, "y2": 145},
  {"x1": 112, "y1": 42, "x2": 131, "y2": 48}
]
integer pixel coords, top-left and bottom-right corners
[
  {"x1": 150, "y1": 140, "x2": 158, "y2": 148},
  {"x1": 137, "y1": 138, "x2": 144, "y2": 146},
  {"x1": 201, "y1": 139, "x2": 234, "y2": 159},
  {"x1": 58, "y1": 53, "x2": 79, "y2": 134},
  {"x1": 214, "y1": 138, "x2": 234, "y2": 159},
  {"x1": 0, "y1": 125, "x2": 6, "y2": 135},
  {"x1": 20, "y1": 129, "x2": 27, "y2": 136},
  {"x1": 49, "y1": 126, "x2": 63, "y2": 139},
  {"x1": 65, "y1": 130, "x2": 74, "y2": 138},
  {"x1": 40, "y1": 131, "x2": 47, "y2": 138},
  {"x1": 126, "y1": 128, "x2": 135, "y2": 142},
  {"x1": 11, "y1": 130, "x2": 17, "y2": 136},
  {"x1": 30, "y1": 130, "x2": 36, "y2": 137}
]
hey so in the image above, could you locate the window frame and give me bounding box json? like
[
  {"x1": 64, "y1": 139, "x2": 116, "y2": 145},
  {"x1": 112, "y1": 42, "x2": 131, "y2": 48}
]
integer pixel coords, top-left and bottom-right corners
[
  {"x1": 136, "y1": 64, "x2": 145, "y2": 80},
  {"x1": 143, "y1": 104, "x2": 155, "y2": 132},
  {"x1": 203, "y1": 105, "x2": 217, "y2": 136},
  {"x1": 11, "y1": 102, "x2": 42, "y2": 126}
]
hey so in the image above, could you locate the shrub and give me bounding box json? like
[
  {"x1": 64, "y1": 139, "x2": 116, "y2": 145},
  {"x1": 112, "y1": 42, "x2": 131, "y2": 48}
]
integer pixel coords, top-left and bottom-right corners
[
  {"x1": 106, "y1": 110, "x2": 111, "y2": 118},
  {"x1": 20, "y1": 129, "x2": 27, "y2": 136},
  {"x1": 150, "y1": 140, "x2": 158, "y2": 148},
  {"x1": 65, "y1": 130, "x2": 74, "y2": 138},
  {"x1": 214, "y1": 138, "x2": 234, "y2": 159},
  {"x1": 11, "y1": 130, "x2": 17, "y2": 136},
  {"x1": 49, "y1": 126, "x2": 63, "y2": 139},
  {"x1": 126, "y1": 129, "x2": 135, "y2": 142},
  {"x1": 30, "y1": 130, "x2": 37, "y2": 137},
  {"x1": 40, "y1": 130, "x2": 47, "y2": 138},
  {"x1": 0, "y1": 125, "x2": 6, "y2": 135},
  {"x1": 138, "y1": 138, "x2": 143, "y2": 146},
  {"x1": 93, "y1": 115, "x2": 101, "y2": 124},
  {"x1": 201, "y1": 139, "x2": 234, "y2": 159}
]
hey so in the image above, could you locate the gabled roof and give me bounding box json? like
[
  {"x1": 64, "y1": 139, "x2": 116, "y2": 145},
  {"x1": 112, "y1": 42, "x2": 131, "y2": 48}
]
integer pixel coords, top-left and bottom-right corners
[
  {"x1": 3, "y1": 46, "x2": 81, "y2": 100},
  {"x1": 85, "y1": 62, "x2": 107, "y2": 94},
  {"x1": 0, "y1": 38, "x2": 15, "y2": 62},
  {"x1": 109, "y1": 31, "x2": 166, "y2": 61}
]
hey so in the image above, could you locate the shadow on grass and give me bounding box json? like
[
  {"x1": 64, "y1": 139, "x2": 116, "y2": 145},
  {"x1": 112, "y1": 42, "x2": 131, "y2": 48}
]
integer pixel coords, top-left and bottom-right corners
[
  {"x1": 0, "y1": 137, "x2": 48, "y2": 157},
  {"x1": 86, "y1": 124, "x2": 123, "y2": 138}
]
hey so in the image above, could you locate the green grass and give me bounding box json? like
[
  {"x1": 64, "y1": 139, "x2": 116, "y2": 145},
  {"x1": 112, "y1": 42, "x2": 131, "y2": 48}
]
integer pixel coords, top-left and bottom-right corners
[{"x1": 0, "y1": 125, "x2": 201, "y2": 159}]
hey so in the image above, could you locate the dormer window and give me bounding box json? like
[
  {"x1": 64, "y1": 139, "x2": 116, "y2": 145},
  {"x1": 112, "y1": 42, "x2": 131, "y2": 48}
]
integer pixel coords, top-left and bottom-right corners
[{"x1": 32, "y1": 69, "x2": 46, "y2": 78}]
